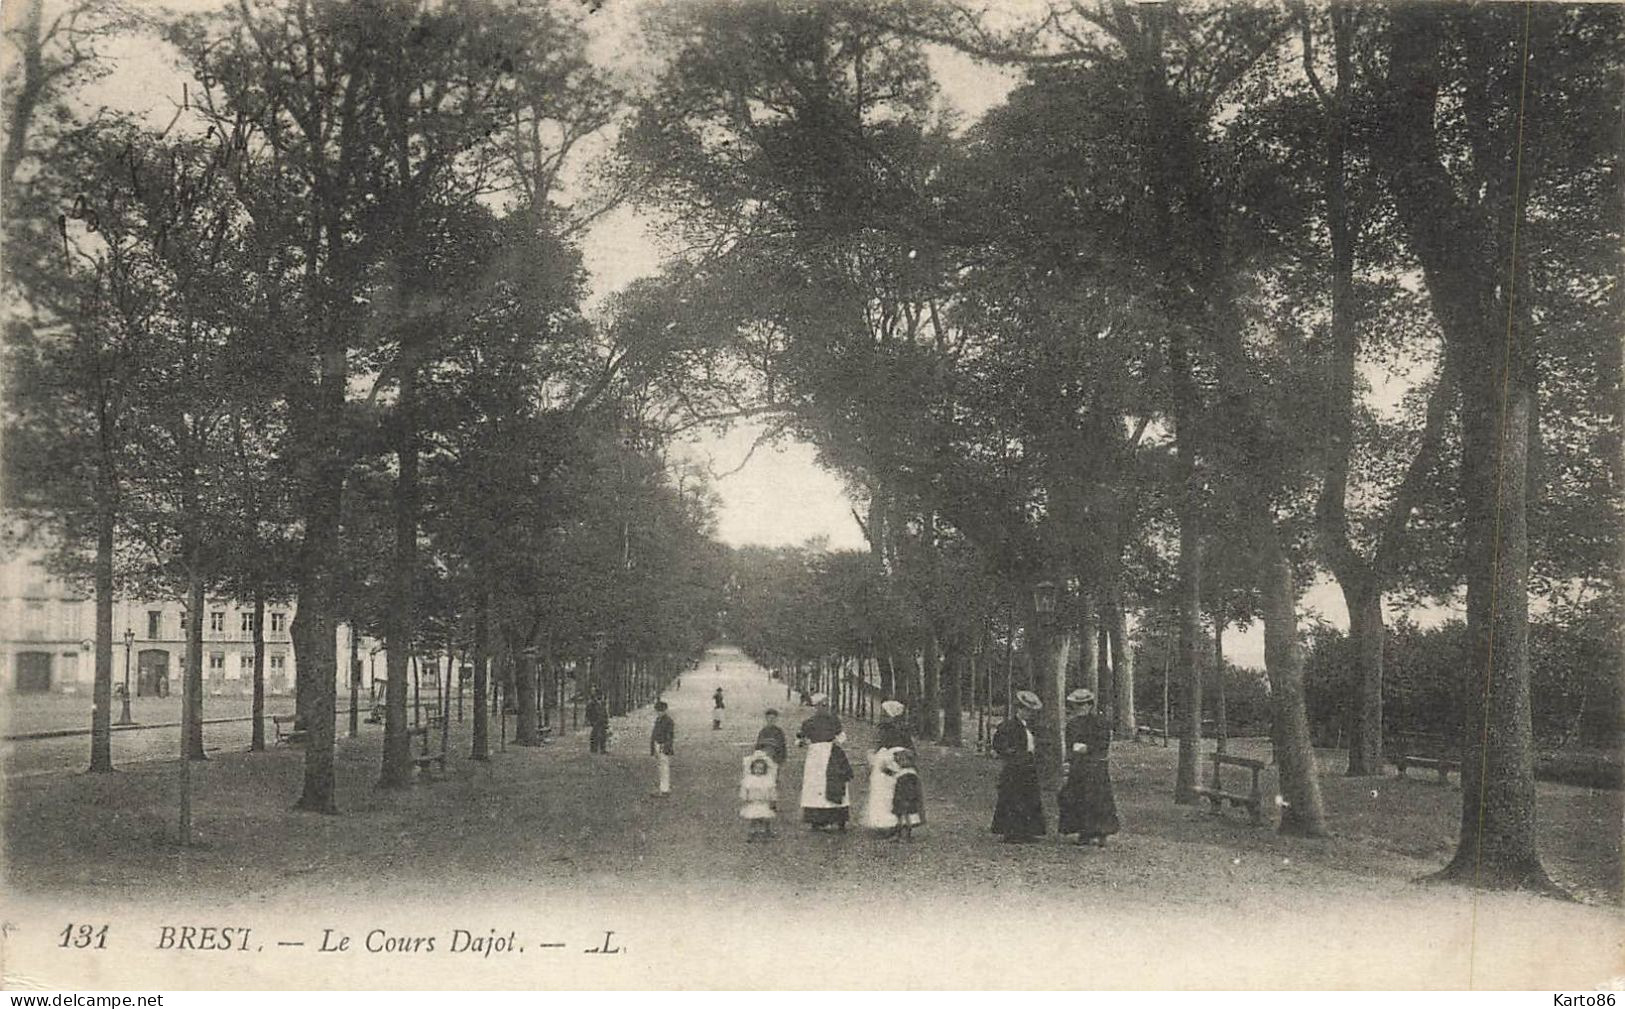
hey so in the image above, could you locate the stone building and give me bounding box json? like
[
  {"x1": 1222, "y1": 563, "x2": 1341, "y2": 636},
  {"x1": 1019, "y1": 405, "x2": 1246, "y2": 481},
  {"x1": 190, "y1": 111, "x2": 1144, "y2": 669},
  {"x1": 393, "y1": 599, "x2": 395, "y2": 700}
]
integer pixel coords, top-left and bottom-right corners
[{"x1": 1, "y1": 549, "x2": 361, "y2": 696}]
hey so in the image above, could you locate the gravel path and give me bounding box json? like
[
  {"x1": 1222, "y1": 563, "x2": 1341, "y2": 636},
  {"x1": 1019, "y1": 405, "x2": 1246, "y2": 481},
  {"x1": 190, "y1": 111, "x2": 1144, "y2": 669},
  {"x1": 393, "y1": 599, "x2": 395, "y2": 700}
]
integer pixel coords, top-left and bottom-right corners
[{"x1": 3, "y1": 646, "x2": 1619, "y2": 989}]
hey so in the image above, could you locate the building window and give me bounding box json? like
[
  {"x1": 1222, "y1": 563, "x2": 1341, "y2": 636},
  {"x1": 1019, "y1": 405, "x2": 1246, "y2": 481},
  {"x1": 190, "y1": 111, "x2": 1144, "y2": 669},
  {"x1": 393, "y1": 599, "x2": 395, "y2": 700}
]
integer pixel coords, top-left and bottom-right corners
[
  {"x1": 147, "y1": 610, "x2": 163, "y2": 639},
  {"x1": 240, "y1": 612, "x2": 254, "y2": 634},
  {"x1": 239, "y1": 653, "x2": 253, "y2": 674},
  {"x1": 209, "y1": 652, "x2": 225, "y2": 671},
  {"x1": 209, "y1": 611, "x2": 224, "y2": 633},
  {"x1": 23, "y1": 600, "x2": 45, "y2": 640},
  {"x1": 270, "y1": 612, "x2": 286, "y2": 634}
]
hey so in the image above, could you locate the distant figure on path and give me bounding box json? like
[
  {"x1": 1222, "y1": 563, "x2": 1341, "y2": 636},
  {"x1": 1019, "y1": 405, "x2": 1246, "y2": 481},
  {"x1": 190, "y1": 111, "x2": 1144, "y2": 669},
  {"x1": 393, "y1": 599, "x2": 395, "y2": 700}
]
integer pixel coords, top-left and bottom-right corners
[
  {"x1": 1058, "y1": 689, "x2": 1119, "y2": 846},
  {"x1": 650, "y1": 700, "x2": 675, "y2": 797},
  {"x1": 712, "y1": 687, "x2": 726, "y2": 730},
  {"x1": 586, "y1": 690, "x2": 609, "y2": 754},
  {"x1": 756, "y1": 709, "x2": 788, "y2": 764},
  {"x1": 862, "y1": 700, "x2": 914, "y2": 833},
  {"x1": 797, "y1": 693, "x2": 853, "y2": 831},
  {"x1": 991, "y1": 691, "x2": 1047, "y2": 843},
  {"x1": 739, "y1": 749, "x2": 779, "y2": 841}
]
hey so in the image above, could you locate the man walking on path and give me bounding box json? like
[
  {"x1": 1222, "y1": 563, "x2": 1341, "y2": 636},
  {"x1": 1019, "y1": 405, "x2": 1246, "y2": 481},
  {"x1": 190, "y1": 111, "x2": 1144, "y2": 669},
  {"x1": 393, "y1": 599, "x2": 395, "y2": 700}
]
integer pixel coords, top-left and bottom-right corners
[
  {"x1": 586, "y1": 689, "x2": 609, "y2": 754},
  {"x1": 650, "y1": 701, "x2": 675, "y2": 797}
]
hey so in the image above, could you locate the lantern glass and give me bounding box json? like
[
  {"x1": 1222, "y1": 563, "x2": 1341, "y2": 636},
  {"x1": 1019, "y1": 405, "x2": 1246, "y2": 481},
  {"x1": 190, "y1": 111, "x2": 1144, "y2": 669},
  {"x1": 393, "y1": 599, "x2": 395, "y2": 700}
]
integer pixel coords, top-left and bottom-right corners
[{"x1": 1033, "y1": 580, "x2": 1058, "y2": 615}]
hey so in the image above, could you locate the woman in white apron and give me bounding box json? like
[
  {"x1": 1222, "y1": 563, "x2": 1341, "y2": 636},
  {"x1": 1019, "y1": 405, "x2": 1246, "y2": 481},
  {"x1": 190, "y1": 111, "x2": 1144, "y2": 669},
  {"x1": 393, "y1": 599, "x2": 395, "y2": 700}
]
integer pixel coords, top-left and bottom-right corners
[
  {"x1": 797, "y1": 694, "x2": 852, "y2": 830},
  {"x1": 863, "y1": 700, "x2": 913, "y2": 831}
]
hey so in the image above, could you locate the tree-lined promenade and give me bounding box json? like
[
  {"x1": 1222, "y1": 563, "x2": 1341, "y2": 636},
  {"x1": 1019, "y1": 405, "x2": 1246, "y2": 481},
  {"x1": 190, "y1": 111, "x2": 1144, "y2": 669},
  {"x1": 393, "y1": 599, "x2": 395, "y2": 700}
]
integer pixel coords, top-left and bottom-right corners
[{"x1": 3, "y1": 0, "x2": 1619, "y2": 904}]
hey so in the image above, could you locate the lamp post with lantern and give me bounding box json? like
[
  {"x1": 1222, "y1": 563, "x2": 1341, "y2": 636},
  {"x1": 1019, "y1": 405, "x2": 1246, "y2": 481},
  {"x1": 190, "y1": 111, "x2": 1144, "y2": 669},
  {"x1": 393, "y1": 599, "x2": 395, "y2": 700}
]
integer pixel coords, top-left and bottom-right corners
[{"x1": 117, "y1": 628, "x2": 136, "y2": 725}]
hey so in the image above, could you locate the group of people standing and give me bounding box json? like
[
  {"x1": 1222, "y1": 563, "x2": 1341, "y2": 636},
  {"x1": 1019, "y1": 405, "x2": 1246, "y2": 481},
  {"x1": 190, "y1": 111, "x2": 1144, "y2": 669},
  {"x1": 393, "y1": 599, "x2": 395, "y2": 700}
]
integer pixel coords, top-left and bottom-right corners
[
  {"x1": 992, "y1": 687, "x2": 1120, "y2": 845},
  {"x1": 737, "y1": 693, "x2": 925, "y2": 842},
  {"x1": 629, "y1": 671, "x2": 1118, "y2": 848}
]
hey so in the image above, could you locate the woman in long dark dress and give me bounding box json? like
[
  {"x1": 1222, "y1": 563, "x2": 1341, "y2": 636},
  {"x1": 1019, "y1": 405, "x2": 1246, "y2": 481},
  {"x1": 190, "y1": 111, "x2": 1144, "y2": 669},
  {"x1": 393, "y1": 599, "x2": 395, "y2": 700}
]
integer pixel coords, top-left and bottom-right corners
[
  {"x1": 1057, "y1": 689, "x2": 1120, "y2": 846},
  {"x1": 990, "y1": 691, "x2": 1047, "y2": 843},
  {"x1": 797, "y1": 694, "x2": 853, "y2": 830}
]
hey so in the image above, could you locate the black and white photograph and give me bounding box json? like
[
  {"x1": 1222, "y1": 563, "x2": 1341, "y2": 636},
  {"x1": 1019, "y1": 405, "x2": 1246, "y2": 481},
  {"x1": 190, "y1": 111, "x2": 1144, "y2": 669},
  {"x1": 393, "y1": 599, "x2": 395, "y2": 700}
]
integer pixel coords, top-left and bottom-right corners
[{"x1": 0, "y1": 0, "x2": 1620, "y2": 992}]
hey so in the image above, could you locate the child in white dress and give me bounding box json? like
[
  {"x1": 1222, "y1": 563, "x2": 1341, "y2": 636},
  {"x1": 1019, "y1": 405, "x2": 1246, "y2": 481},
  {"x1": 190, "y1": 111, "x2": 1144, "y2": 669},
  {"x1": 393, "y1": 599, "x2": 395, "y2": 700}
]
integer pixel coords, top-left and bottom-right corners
[{"x1": 739, "y1": 750, "x2": 779, "y2": 841}]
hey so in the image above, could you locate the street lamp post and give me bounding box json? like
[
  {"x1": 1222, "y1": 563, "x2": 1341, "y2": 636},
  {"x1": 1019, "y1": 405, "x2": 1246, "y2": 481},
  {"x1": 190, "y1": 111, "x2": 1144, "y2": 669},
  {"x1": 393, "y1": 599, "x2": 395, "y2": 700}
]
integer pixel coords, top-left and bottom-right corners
[{"x1": 117, "y1": 629, "x2": 136, "y2": 725}]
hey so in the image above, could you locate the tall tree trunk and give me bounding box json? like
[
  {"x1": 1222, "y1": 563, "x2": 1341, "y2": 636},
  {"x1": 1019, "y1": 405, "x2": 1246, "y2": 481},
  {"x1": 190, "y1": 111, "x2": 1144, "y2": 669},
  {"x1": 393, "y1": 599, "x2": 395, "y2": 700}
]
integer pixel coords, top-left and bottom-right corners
[
  {"x1": 1173, "y1": 470, "x2": 1203, "y2": 804},
  {"x1": 292, "y1": 342, "x2": 346, "y2": 814},
  {"x1": 471, "y1": 590, "x2": 490, "y2": 761},
  {"x1": 184, "y1": 555, "x2": 206, "y2": 761},
  {"x1": 1107, "y1": 588, "x2": 1135, "y2": 736},
  {"x1": 380, "y1": 361, "x2": 419, "y2": 787},
  {"x1": 1213, "y1": 617, "x2": 1228, "y2": 754},
  {"x1": 1436, "y1": 378, "x2": 1549, "y2": 887},
  {"x1": 514, "y1": 638, "x2": 539, "y2": 745},
  {"x1": 1343, "y1": 581, "x2": 1385, "y2": 775},
  {"x1": 291, "y1": 600, "x2": 338, "y2": 813},
  {"x1": 941, "y1": 639, "x2": 963, "y2": 746},
  {"x1": 1075, "y1": 588, "x2": 1098, "y2": 695},
  {"x1": 542, "y1": 636, "x2": 556, "y2": 730},
  {"x1": 250, "y1": 590, "x2": 265, "y2": 752},
  {"x1": 348, "y1": 624, "x2": 359, "y2": 738},
  {"x1": 1376, "y1": 6, "x2": 1555, "y2": 890},
  {"x1": 88, "y1": 454, "x2": 115, "y2": 772},
  {"x1": 919, "y1": 628, "x2": 941, "y2": 740},
  {"x1": 1030, "y1": 613, "x2": 1070, "y2": 789},
  {"x1": 1259, "y1": 531, "x2": 1327, "y2": 837}
]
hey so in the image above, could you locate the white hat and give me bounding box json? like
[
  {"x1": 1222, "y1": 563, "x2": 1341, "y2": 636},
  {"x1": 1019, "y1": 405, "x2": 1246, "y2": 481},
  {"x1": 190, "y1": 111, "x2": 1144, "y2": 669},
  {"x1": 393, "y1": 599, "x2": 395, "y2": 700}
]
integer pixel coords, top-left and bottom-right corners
[
  {"x1": 1066, "y1": 688, "x2": 1096, "y2": 706},
  {"x1": 810, "y1": 692, "x2": 828, "y2": 705},
  {"x1": 880, "y1": 700, "x2": 905, "y2": 718},
  {"x1": 1015, "y1": 690, "x2": 1042, "y2": 710}
]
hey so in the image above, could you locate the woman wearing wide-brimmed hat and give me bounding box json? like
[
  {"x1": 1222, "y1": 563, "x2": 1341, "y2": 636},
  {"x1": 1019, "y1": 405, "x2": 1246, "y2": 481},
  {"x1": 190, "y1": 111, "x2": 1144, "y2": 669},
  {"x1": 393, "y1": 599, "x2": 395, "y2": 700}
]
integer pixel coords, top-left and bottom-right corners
[
  {"x1": 990, "y1": 690, "x2": 1048, "y2": 843},
  {"x1": 863, "y1": 699, "x2": 914, "y2": 833},
  {"x1": 1057, "y1": 688, "x2": 1120, "y2": 846}
]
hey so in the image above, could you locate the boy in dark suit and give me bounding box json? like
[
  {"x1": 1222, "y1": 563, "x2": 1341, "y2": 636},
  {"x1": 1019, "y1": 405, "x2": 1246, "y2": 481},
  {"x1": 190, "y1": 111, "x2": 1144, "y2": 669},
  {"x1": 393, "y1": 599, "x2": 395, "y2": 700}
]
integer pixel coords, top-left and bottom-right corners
[
  {"x1": 755, "y1": 709, "x2": 788, "y2": 764},
  {"x1": 650, "y1": 701, "x2": 675, "y2": 797}
]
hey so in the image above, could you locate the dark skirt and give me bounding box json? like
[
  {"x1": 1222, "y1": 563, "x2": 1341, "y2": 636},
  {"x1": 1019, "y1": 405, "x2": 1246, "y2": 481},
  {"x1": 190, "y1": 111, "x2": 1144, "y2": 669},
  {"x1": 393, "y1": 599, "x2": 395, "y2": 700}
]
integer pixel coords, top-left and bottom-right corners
[
  {"x1": 804, "y1": 806, "x2": 849, "y2": 827},
  {"x1": 1058, "y1": 759, "x2": 1120, "y2": 837},
  {"x1": 991, "y1": 757, "x2": 1047, "y2": 838}
]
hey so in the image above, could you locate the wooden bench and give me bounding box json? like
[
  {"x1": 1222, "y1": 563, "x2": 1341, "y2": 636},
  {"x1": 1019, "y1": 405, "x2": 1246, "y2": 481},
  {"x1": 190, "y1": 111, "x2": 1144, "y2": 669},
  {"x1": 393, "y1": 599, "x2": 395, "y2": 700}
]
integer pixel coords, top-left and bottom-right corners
[
  {"x1": 1137, "y1": 721, "x2": 1215, "y2": 746},
  {"x1": 1192, "y1": 753, "x2": 1268, "y2": 826},
  {"x1": 271, "y1": 714, "x2": 306, "y2": 746},
  {"x1": 1393, "y1": 733, "x2": 1460, "y2": 782},
  {"x1": 406, "y1": 725, "x2": 446, "y2": 776}
]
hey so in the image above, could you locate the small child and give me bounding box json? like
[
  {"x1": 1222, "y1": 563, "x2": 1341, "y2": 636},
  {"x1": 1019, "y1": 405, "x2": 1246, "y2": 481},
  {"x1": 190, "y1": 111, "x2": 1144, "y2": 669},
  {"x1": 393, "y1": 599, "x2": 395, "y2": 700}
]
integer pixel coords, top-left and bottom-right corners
[
  {"x1": 739, "y1": 749, "x2": 779, "y2": 841},
  {"x1": 890, "y1": 748, "x2": 924, "y2": 842}
]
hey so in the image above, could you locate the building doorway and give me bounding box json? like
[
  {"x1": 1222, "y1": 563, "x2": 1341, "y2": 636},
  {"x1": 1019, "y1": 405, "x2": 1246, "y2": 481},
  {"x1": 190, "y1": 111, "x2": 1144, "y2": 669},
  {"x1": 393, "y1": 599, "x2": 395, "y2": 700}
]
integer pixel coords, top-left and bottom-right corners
[
  {"x1": 137, "y1": 649, "x2": 171, "y2": 697},
  {"x1": 14, "y1": 652, "x2": 52, "y2": 692}
]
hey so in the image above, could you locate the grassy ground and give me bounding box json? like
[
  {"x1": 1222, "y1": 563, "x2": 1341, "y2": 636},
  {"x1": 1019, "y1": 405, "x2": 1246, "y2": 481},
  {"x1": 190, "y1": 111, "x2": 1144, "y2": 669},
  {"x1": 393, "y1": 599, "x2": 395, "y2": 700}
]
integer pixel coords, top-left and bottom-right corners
[{"x1": 2, "y1": 647, "x2": 1620, "y2": 989}]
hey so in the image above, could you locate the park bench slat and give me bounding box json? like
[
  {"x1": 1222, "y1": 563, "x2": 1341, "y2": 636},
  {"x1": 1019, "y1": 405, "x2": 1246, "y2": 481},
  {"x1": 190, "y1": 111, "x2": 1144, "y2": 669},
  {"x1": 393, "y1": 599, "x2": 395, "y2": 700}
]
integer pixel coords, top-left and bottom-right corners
[
  {"x1": 1393, "y1": 732, "x2": 1461, "y2": 782},
  {"x1": 1194, "y1": 751, "x2": 1268, "y2": 827}
]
